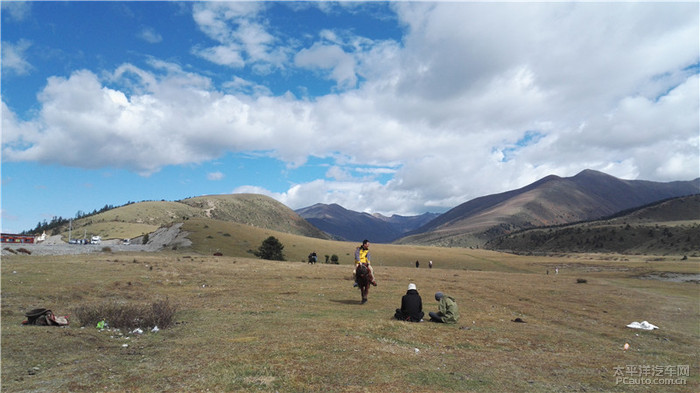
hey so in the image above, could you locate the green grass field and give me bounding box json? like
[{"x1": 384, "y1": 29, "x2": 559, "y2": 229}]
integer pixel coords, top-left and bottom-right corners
[{"x1": 2, "y1": 248, "x2": 698, "y2": 392}]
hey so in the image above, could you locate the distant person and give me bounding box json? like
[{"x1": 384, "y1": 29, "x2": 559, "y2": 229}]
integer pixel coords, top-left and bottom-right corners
[
  {"x1": 415, "y1": 260, "x2": 420, "y2": 268},
  {"x1": 394, "y1": 283, "x2": 424, "y2": 322},
  {"x1": 429, "y1": 260, "x2": 433, "y2": 269},
  {"x1": 429, "y1": 292, "x2": 459, "y2": 324},
  {"x1": 353, "y1": 239, "x2": 377, "y2": 287}
]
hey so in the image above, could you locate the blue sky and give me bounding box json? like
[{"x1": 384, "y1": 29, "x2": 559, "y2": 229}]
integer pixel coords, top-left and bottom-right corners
[{"x1": 2, "y1": 1, "x2": 699, "y2": 234}]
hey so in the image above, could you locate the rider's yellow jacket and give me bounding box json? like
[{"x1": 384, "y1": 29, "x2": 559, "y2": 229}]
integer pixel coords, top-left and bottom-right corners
[{"x1": 354, "y1": 246, "x2": 371, "y2": 265}]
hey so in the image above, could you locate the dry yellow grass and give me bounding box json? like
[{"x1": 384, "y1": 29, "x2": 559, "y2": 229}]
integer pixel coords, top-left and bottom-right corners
[{"x1": 2, "y1": 250, "x2": 698, "y2": 392}]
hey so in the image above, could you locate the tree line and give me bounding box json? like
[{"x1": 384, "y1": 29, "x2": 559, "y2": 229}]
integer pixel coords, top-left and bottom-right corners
[{"x1": 20, "y1": 202, "x2": 137, "y2": 235}]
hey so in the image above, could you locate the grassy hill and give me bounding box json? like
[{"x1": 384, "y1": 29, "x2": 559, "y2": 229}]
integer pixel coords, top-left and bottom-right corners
[
  {"x1": 181, "y1": 194, "x2": 328, "y2": 239},
  {"x1": 53, "y1": 194, "x2": 329, "y2": 243},
  {"x1": 2, "y1": 250, "x2": 697, "y2": 392},
  {"x1": 485, "y1": 195, "x2": 700, "y2": 256},
  {"x1": 65, "y1": 201, "x2": 204, "y2": 240}
]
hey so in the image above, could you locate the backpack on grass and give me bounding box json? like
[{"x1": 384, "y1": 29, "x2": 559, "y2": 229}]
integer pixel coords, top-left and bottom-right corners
[{"x1": 22, "y1": 308, "x2": 69, "y2": 326}]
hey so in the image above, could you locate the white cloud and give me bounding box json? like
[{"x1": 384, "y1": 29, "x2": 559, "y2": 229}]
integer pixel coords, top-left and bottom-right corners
[
  {"x1": 295, "y1": 43, "x2": 357, "y2": 89},
  {"x1": 207, "y1": 171, "x2": 225, "y2": 181},
  {"x1": 139, "y1": 27, "x2": 163, "y2": 44},
  {"x1": 194, "y1": 44, "x2": 245, "y2": 68},
  {"x1": 192, "y1": 2, "x2": 287, "y2": 71},
  {"x1": 2, "y1": 2, "x2": 698, "y2": 216},
  {"x1": 1, "y1": 39, "x2": 33, "y2": 76},
  {"x1": 222, "y1": 76, "x2": 272, "y2": 96},
  {"x1": 2, "y1": 101, "x2": 39, "y2": 147},
  {"x1": 1, "y1": 1, "x2": 31, "y2": 22}
]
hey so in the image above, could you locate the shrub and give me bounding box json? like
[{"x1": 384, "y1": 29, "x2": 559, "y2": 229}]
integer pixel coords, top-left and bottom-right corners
[
  {"x1": 253, "y1": 236, "x2": 285, "y2": 261},
  {"x1": 330, "y1": 254, "x2": 339, "y2": 264},
  {"x1": 72, "y1": 299, "x2": 177, "y2": 330}
]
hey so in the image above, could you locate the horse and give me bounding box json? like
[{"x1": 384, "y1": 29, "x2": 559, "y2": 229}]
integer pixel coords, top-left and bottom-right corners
[{"x1": 356, "y1": 263, "x2": 371, "y2": 304}]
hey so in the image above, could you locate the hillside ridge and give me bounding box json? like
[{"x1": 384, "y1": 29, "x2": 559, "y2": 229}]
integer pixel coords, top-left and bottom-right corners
[
  {"x1": 485, "y1": 194, "x2": 700, "y2": 255},
  {"x1": 394, "y1": 169, "x2": 699, "y2": 247}
]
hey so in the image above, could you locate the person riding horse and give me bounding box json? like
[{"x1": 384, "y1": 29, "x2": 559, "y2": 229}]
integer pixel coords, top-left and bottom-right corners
[
  {"x1": 355, "y1": 263, "x2": 372, "y2": 304},
  {"x1": 353, "y1": 239, "x2": 377, "y2": 287}
]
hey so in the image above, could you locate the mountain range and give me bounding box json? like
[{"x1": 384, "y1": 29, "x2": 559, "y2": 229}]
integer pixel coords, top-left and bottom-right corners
[
  {"x1": 26, "y1": 169, "x2": 699, "y2": 256},
  {"x1": 294, "y1": 203, "x2": 438, "y2": 243},
  {"x1": 298, "y1": 170, "x2": 699, "y2": 247}
]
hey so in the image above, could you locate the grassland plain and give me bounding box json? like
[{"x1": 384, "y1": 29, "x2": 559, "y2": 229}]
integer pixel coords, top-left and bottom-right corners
[{"x1": 1, "y1": 249, "x2": 698, "y2": 393}]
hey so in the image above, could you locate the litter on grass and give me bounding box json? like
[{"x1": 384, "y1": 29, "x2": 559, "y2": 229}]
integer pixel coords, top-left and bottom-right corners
[{"x1": 626, "y1": 321, "x2": 658, "y2": 330}]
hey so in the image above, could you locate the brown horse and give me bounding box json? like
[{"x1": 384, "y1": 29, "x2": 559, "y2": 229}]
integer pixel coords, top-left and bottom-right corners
[{"x1": 356, "y1": 263, "x2": 371, "y2": 304}]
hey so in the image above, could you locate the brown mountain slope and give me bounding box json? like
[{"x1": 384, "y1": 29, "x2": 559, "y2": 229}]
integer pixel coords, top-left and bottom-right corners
[
  {"x1": 396, "y1": 170, "x2": 700, "y2": 247},
  {"x1": 180, "y1": 194, "x2": 330, "y2": 239},
  {"x1": 57, "y1": 194, "x2": 330, "y2": 242},
  {"x1": 485, "y1": 194, "x2": 700, "y2": 255}
]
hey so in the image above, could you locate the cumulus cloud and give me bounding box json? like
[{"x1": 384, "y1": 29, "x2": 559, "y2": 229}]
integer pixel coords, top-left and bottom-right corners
[
  {"x1": 2, "y1": 2, "x2": 698, "y2": 216},
  {"x1": 295, "y1": 43, "x2": 358, "y2": 89},
  {"x1": 192, "y1": 2, "x2": 287, "y2": 71}
]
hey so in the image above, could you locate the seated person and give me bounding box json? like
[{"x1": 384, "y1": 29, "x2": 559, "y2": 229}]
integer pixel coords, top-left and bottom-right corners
[
  {"x1": 428, "y1": 292, "x2": 459, "y2": 324},
  {"x1": 394, "y1": 283, "x2": 424, "y2": 322}
]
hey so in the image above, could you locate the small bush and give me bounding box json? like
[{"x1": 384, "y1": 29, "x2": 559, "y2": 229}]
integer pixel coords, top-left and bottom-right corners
[
  {"x1": 72, "y1": 299, "x2": 177, "y2": 330},
  {"x1": 17, "y1": 248, "x2": 32, "y2": 255},
  {"x1": 4, "y1": 247, "x2": 17, "y2": 254},
  {"x1": 102, "y1": 247, "x2": 112, "y2": 253}
]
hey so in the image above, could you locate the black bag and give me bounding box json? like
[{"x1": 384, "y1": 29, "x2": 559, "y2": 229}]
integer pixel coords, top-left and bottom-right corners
[{"x1": 22, "y1": 308, "x2": 68, "y2": 326}]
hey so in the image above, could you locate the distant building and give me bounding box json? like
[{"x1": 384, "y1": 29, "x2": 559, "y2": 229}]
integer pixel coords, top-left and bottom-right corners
[{"x1": 1, "y1": 233, "x2": 36, "y2": 244}]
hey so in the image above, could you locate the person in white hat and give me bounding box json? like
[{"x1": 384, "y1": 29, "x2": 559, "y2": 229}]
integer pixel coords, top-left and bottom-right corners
[{"x1": 394, "y1": 283, "x2": 424, "y2": 322}]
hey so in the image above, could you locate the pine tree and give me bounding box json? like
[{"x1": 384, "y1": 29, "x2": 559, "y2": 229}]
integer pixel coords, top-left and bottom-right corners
[{"x1": 254, "y1": 236, "x2": 285, "y2": 261}]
